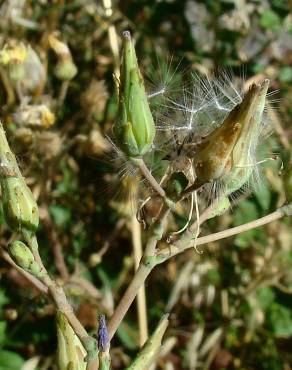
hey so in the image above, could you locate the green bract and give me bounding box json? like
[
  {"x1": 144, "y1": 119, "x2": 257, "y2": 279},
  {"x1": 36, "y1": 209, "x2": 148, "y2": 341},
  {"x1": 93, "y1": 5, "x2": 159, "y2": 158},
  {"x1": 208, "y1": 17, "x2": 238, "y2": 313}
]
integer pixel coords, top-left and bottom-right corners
[{"x1": 113, "y1": 31, "x2": 156, "y2": 158}]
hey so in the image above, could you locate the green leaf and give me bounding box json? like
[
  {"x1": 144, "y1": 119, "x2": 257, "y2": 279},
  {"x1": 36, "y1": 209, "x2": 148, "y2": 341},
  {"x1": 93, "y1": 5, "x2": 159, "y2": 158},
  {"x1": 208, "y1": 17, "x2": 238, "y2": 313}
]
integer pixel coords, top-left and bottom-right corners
[
  {"x1": 0, "y1": 350, "x2": 25, "y2": 370},
  {"x1": 260, "y1": 10, "x2": 281, "y2": 32},
  {"x1": 49, "y1": 204, "x2": 71, "y2": 230},
  {"x1": 254, "y1": 185, "x2": 271, "y2": 211},
  {"x1": 0, "y1": 290, "x2": 9, "y2": 309},
  {"x1": 117, "y1": 322, "x2": 138, "y2": 350},
  {"x1": 233, "y1": 200, "x2": 260, "y2": 248},
  {"x1": 279, "y1": 67, "x2": 292, "y2": 83},
  {"x1": 0, "y1": 321, "x2": 7, "y2": 343},
  {"x1": 257, "y1": 287, "x2": 275, "y2": 310},
  {"x1": 267, "y1": 303, "x2": 292, "y2": 338}
]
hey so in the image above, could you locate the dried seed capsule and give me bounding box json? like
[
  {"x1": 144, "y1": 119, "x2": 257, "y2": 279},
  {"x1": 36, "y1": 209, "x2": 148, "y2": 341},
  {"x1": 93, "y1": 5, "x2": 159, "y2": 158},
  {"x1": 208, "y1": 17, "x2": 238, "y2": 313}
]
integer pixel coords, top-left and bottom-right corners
[
  {"x1": 224, "y1": 79, "x2": 269, "y2": 194},
  {"x1": 9, "y1": 240, "x2": 44, "y2": 279},
  {"x1": 113, "y1": 31, "x2": 156, "y2": 158},
  {"x1": 194, "y1": 80, "x2": 268, "y2": 186}
]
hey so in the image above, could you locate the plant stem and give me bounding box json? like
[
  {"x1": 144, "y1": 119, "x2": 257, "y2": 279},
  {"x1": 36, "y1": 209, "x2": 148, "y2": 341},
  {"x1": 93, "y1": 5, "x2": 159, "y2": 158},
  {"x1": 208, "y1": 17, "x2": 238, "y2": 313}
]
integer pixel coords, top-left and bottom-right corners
[
  {"x1": 42, "y1": 210, "x2": 69, "y2": 281},
  {"x1": 108, "y1": 262, "x2": 152, "y2": 340},
  {"x1": 0, "y1": 249, "x2": 48, "y2": 294},
  {"x1": 135, "y1": 158, "x2": 166, "y2": 198},
  {"x1": 25, "y1": 234, "x2": 88, "y2": 341},
  {"x1": 108, "y1": 206, "x2": 170, "y2": 340},
  {"x1": 156, "y1": 204, "x2": 292, "y2": 261},
  {"x1": 131, "y1": 214, "x2": 148, "y2": 346},
  {"x1": 108, "y1": 202, "x2": 292, "y2": 339},
  {"x1": 58, "y1": 80, "x2": 69, "y2": 108}
]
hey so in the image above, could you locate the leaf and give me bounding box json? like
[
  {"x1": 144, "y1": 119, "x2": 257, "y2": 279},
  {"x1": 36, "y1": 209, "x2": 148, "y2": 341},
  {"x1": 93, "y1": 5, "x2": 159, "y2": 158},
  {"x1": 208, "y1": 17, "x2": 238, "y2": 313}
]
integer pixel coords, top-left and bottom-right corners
[
  {"x1": 49, "y1": 204, "x2": 71, "y2": 230},
  {"x1": 279, "y1": 67, "x2": 292, "y2": 83},
  {"x1": 260, "y1": 10, "x2": 281, "y2": 32},
  {"x1": 0, "y1": 350, "x2": 25, "y2": 370},
  {"x1": 254, "y1": 185, "x2": 271, "y2": 211},
  {"x1": 0, "y1": 321, "x2": 7, "y2": 343},
  {"x1": 117, "y1": 322, "x2": 138, "y2": 350},
  {"x1": 0, "y1": 290, "x2": 9, "y2": 309},
  {"x1": 257, "y1": 287, "x2": 275, "y2": 310},
  {"x1": 233, "y1": 200, "x2": 261, "y2": 248},
  {"x1": 267, "y1": 303, "x2": 292, "y2": 338}
]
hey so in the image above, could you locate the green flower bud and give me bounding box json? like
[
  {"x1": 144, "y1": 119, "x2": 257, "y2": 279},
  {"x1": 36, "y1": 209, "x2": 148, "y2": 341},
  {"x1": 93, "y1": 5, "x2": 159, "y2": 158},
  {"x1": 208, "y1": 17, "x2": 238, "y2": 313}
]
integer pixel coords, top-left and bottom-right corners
[
  {"x1": 57, "y1": 311, "x2": 87, "y2": 370},
  {"x1": 55, "y1": 60, "x2": 77, "y2": 81},
  {"x1": 0, "y1": 42, "x2": 45, "y2": 93},
  {"x1": 49, "y1": 35, "x2": 77, "y2": 81},
  {"x1": 113, "y1": 31, "x2": 156, "y2": 158},
  {"x1": 0, "y1": 124, "x2": 39, "y2": 233},
  {"x1": 9, "y1": 240, "x2": 44, "y2": 279},
  {"x1": 1, "y1": 174, "x2": 39, "y2": 233}
]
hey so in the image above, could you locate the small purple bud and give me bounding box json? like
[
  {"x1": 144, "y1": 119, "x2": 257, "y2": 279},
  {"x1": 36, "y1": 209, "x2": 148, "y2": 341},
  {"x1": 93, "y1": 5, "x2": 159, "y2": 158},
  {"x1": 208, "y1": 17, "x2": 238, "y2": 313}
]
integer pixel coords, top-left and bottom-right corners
[{"x1": 98, "y1": 315, "x2": 109, "y2": 352}]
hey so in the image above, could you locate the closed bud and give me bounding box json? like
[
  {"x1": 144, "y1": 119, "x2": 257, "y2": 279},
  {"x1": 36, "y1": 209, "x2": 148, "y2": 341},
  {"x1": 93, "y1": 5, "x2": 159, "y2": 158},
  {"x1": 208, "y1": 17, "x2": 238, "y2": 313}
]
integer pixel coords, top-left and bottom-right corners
[
  {"x1": 0, "y1": 41, "x2": 45, "y2": 93},
  {"x1": 0, "y1": 42, "x2": 27, "y2": 82},
  {"x1": 113, "y1": 31, "x2": 156, "y2": 158},
  {"x1": 0, "y1": 123, "x2": 39, "y2": 233},
  {"x1": 57, "y1": 311, "x2": 87, "y2": 370},
  {"x1": 49, "y1": 35, "x2": 77, "y2": 81},
  {"x1": 1, "y1": 173, "x2": 39, "y2": 233},
  {"x1": 9, "y1": 240, "x2": 44, "y2": 279}
]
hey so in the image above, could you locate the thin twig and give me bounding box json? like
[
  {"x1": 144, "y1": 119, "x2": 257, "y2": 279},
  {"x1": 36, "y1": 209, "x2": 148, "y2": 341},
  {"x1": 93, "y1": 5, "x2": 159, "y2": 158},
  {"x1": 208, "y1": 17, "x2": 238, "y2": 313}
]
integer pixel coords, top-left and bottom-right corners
[
  {"x1": 107, "y1": 202, "x2": 215, "y2": 339},
  {"x1": 0, "y1": 249, "x2": 48, "y2": 294},
  {"x1": 42, "y1": 209, "x2": 70, "y2": 281},
  {"x1": 102, "y1": 0, "x2": 120, "y2": 78},
  {"x1": 58, "y1": 80, "x2": 69, "y2": 108},
  {"x1": 108, "y1": 205, "x2": 170, "y2": 340},
  {"x1": 135, "y1": 158, "x2": 166, "y2": 198},
  {"x1": 131, "y1": 214, "x2": 148, "y2": 346},
  {"x1": 25, "y1": 234, "x2": 88, "y2": 341},
  {"x1": 108, "y1": 202, "x2": 291, "y2": 339},
  {"x1": 157, "y1": 204, "x2": 291, "y2": 261},
  {"x1": 0, "y1": 66, "x2": 15, "y2": 105}
]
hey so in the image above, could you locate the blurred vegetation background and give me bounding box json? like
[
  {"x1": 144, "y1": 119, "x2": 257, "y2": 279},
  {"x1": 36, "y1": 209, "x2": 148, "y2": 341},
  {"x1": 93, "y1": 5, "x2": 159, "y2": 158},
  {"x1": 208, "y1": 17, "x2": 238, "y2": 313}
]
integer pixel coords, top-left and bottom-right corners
[{"x1": 0, "y1": 0, "x2": 291, "y2": 369}]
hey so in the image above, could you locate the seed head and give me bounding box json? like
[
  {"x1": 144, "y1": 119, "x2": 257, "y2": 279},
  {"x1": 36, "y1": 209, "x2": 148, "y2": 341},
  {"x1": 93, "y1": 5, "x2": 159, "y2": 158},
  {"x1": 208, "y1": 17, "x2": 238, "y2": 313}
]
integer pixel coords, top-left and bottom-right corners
[{"x1": 194, "y1": 80, "x2": 269, "y2": 188}]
